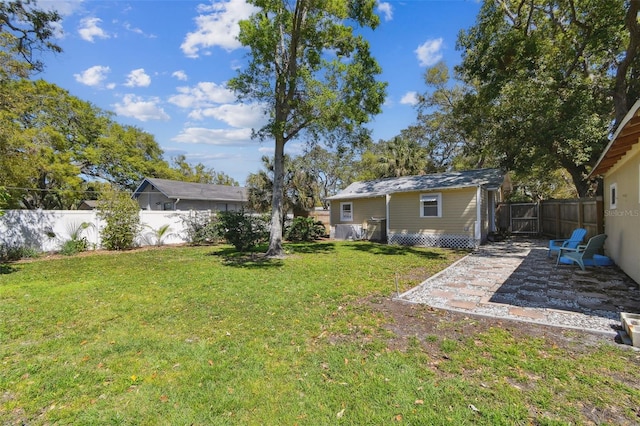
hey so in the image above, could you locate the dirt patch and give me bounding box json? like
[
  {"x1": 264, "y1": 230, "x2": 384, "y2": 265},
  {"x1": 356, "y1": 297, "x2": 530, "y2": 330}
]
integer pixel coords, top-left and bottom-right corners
[{"x1": 367, "y1": 296, "x2": 623, "y2": 353}]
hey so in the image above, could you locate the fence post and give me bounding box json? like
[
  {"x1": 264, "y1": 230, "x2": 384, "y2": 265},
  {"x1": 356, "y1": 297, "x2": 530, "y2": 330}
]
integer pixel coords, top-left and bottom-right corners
[
  {"x1": 555, "y1": 202, "x2": 561, "y2": 238},
  {"x1": 596, "y1": 197, "x2": 604, "y2": 234},
  {"x1": 577, "y1": 198, "x2": 584, "y2": 230}
]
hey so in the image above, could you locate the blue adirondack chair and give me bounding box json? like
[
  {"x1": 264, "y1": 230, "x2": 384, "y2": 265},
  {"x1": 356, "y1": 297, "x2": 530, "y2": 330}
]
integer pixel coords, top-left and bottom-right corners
[
  {"x1": 557, "y1": 234, "x2": 607, "y2": 270},
  {"x1": 548, "y1": 228, "x2": 587, "y2": 258}
]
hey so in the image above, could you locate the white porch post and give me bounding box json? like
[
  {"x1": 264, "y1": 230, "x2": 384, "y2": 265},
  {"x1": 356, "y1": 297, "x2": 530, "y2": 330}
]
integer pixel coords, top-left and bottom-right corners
[{"x1": 475, "y1": 186, "x2": 482, "y2": 242}]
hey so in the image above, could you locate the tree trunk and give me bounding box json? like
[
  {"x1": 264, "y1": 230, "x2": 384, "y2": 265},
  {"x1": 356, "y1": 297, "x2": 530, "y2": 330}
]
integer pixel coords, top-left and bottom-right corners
[
  {"x1": 266, "y1": 135, "x2": 286, "y2": 257},
  {"x1": 561, "y1": 161, "x2": 591, "y2": 198},
  {"x1": 612, "y1": 0, "x2": 640, "y2": 128}
]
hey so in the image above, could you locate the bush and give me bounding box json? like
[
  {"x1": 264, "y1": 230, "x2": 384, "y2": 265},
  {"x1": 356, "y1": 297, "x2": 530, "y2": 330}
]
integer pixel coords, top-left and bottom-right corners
[
  {"x1": 180, "y1": 212, "x2": 220, "y2": 245},
  {"x1": 97, "y1": 187, "x2": 141, "y2": 250},
  {"x1": 59, "y1": 222, "x2": 91, "y2": 256},
  {"x1": 0, "y1": 244, "x2": 40, "y2": 262},
  {"x1": 216, "y1": 210, "x2": 268, "y2": 252},
  {"x1": 285, "y1": 217, "x2": 327, "y2": 242}
]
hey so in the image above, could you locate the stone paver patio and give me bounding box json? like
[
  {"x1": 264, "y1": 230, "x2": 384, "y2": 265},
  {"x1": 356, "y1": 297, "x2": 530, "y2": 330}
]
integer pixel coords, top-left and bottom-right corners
[{"x1": 397, "y1": 239, "x2": 640, "y2": 335}]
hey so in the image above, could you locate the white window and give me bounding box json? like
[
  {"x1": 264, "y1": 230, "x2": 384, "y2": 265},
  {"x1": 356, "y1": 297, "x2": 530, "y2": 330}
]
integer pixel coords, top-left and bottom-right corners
[
  {"x1": 340, "y1": 202, "x2": 353, "y2": 221},
  {"x1": 420, "y1": 193, "x2": 442, "y2": 218},
  {"x1": 610, "y1": 183, "x2": 617, "y2": 209}
]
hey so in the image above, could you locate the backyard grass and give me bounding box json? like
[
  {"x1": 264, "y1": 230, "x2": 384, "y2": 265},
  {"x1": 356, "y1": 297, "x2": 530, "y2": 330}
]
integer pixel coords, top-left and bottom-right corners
[{"x1": 1, "y1": 241, "x2": 639, "y2": 424}]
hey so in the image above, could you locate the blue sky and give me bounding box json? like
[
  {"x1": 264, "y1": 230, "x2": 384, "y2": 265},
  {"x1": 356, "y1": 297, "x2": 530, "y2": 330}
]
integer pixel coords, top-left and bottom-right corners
[{"x1": 38, "y1": 0, "x2": 482, "y2": 184}]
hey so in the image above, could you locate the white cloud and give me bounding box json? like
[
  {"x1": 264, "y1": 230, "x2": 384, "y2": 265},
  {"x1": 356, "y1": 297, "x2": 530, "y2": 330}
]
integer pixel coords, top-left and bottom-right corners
[
  {"x1": 181, "y1": 0, "x2": 259, "y2": 57},
  {"x1": 168, "y1": 82, "x2": 236, "y2": 108},
  {"x1": 37, "y1": 1, "x2": 84, "y2": 39},
  {"x1": 113, "y1": 94, "x2": 169, "y2": 121},
  {"x1": 78, "y1": 17, "x2": 110, "y2": 42},
  {"x1": 189, "y1": 103, "x2": 267, "y2": 128},
  {"x1": 123, "y1": 22, "x2": 156, "y2": 38},
  {"x1": 172, "y1": 70, "x2": 188, "y2": 81},
  {"x1": 377, "y1": 2, "x2": 393, "y2": 21},
  {"x1": 172, "y1": 127, "x2": 253, "y2": 145},
  {"x1": 415, "y1": 38, "x2": 444, "y2": 67},
  {"x1": 124, "y1": 68, "x2": 151, "y2": 87},
  {"x1": 42, "y1": 1, "x2": 85, "y2": 16},
  {"x1": 400, "y1": 91, "x2": 419, "y2": 106},
  {"x1": 74, "y1": 65, "x2": 111, "y2": 87}
]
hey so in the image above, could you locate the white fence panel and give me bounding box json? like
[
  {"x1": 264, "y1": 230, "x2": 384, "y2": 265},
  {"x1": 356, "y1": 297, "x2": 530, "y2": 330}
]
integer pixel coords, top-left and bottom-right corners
[
  {"x1": 138, "y1": 211, "x2": 193, "y2": 246},
  {"x1": 0, "y1": 209, "x2": 204, "y2": 252}
]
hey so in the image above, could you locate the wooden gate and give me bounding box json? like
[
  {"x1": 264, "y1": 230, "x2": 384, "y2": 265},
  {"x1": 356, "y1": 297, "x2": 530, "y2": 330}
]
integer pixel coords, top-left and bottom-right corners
[{"x1": 508, "y1": 203, "x2": 539, "y2": 234}]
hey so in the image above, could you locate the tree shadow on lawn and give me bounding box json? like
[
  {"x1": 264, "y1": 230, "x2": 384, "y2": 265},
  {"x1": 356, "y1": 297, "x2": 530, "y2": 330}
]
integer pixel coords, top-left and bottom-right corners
[
  {"x1": 347, "y1": 241, "x2": 468, "y2": 260},
  {"x1": 284, "y1": 241, "x2": 336, "y2": 254},
  {"x1": 207, "y1": 242, "x2": 336, "y2": 267},
  {"x1": 206, "y1": 247, "x2": 284, "y2": 268}
]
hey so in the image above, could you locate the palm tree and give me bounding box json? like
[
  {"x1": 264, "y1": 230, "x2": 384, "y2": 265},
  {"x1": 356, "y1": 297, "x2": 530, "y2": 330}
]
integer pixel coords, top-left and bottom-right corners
[{"x1": 376, "y1": 137, "x2": 428, "y2": 178}]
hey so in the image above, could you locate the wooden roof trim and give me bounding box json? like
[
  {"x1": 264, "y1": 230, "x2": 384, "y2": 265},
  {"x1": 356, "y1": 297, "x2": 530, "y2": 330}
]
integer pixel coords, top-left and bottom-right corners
[{"x1": 590, "y1": 100, "x2": 640, "y2": 177}]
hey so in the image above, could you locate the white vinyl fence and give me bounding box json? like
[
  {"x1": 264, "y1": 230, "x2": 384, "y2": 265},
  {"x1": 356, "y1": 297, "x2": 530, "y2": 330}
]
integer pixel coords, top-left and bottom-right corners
[{"x1": 0, "y1": 209, "x2": 205, "y2": 252}]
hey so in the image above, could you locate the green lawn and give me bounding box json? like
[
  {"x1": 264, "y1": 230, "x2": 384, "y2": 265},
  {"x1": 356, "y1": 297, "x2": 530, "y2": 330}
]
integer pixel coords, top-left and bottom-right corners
[{"x1": 1, "y1": 242, "x2": 639, "y2": 425}]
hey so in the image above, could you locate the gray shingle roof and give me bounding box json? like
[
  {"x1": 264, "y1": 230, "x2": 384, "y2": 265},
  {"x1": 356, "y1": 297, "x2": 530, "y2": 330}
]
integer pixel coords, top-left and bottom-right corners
[
  {"x1": 327, "y1": 168, "x2": 505, "y2": 200},
  {"x1": 133, "y1": 178, "x2": 247, "y2": 202}
]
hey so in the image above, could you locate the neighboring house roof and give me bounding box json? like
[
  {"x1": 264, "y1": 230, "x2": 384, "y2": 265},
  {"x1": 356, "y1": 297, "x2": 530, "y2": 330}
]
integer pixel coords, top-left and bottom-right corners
[
  {"x1": 133, "y1": 177, "x2": 248, "y2": 202},
  {"x1": 327, "y1": 168, "x2": 505, "y2": 201},
  {"x1": 78, "y1": 200, "x2": 98, "y2": 210},
  {"x1": 591, "y1": 99, "x2": 640, "y2": 177}
]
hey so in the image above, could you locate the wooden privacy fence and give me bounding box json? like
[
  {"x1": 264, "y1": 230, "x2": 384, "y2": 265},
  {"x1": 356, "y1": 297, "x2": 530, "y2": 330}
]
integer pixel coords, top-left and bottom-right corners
[{"x1": 496, "y1": 197, "x2": 604, "y2": 240}]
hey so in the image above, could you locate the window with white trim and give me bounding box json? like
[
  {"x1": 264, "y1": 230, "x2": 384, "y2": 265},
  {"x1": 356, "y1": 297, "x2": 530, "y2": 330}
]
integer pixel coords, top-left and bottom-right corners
[
  {"x1": 420, "y1": 193, "x2": 442, "y2": 218},
  {"x1": 340, "y1": 202, "x2": 353, "y2": 221},
  {"x1": 610, "y1": 183, "x2": 617, "y2": 209}
]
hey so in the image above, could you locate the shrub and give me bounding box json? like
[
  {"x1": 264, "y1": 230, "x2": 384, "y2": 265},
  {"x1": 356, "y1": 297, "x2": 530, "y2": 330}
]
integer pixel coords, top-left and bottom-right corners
[
  {"x1": 285, "y1": 217, "x2": 327, "y2": 242},
  {"x1": 96, "y1": 187, "x2": 141, "y2": 250},
  {"x1": 59, "y1": 222, "x2": 91, "y2": 256},
  {"x1": 0, "y1": 244, "x2": 40, "y2": 262},
  {"x1": 180, "y1": 212, "x2": 220, "y2": 245},
  {"x1": 59, "y1": 239, "x2": 88, "y2": 256},
  {"x1": 216, "y1": 210, "x2": 268, "y2": 252}
]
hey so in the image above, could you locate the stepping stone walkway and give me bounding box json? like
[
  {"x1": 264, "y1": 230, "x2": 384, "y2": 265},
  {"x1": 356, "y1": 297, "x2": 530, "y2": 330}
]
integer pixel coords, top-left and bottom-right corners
[{"x1": 397, "y1": 239, "x2": 640, "y2": 335}]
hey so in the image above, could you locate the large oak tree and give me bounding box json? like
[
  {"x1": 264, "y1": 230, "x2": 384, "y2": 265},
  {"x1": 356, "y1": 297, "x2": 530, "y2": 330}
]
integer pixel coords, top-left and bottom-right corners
[
  {"x1": 229, "y1": 0, "x2": 386, "y2": 257},
  {"x1": 455, "y1": 0, "x2": 640, "y2": 196}
]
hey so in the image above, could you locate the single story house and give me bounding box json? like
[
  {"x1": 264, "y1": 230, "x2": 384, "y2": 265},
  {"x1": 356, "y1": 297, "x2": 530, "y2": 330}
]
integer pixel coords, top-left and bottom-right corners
[
  {"x1": 327, "y1": 168, "x2": 508, "y2": 249},
  {"x1": 590, "y1": 99, "x2": 640, "y2": 284},
  {"x1": 132, "y1": 177, "x2": 248, "y2": 212}
]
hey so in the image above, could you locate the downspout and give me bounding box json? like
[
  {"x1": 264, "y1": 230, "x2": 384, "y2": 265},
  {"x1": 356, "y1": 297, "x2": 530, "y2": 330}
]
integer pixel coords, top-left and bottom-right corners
[
  {"x1": 386, "y1": 194, "x2": 390, "y2": 242},
  {"x1": 174, "y1": 198, "x2": 181, "y2": 211},
  {"x1": 475, "y1": 186, "x2": 482, "y2": 244}
]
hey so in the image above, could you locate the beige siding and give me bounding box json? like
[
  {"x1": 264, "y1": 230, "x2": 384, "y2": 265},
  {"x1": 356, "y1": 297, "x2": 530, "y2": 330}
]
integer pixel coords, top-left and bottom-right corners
[
  {"x1": 603, "y1": 142, "x2": 640, "y2": 283},
  {"x1": 388, "y1": 187, "x2": 477, "y2": 236},
  {"x1": 330, "y1": 197, "x2": 386, "y2": 226}
]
